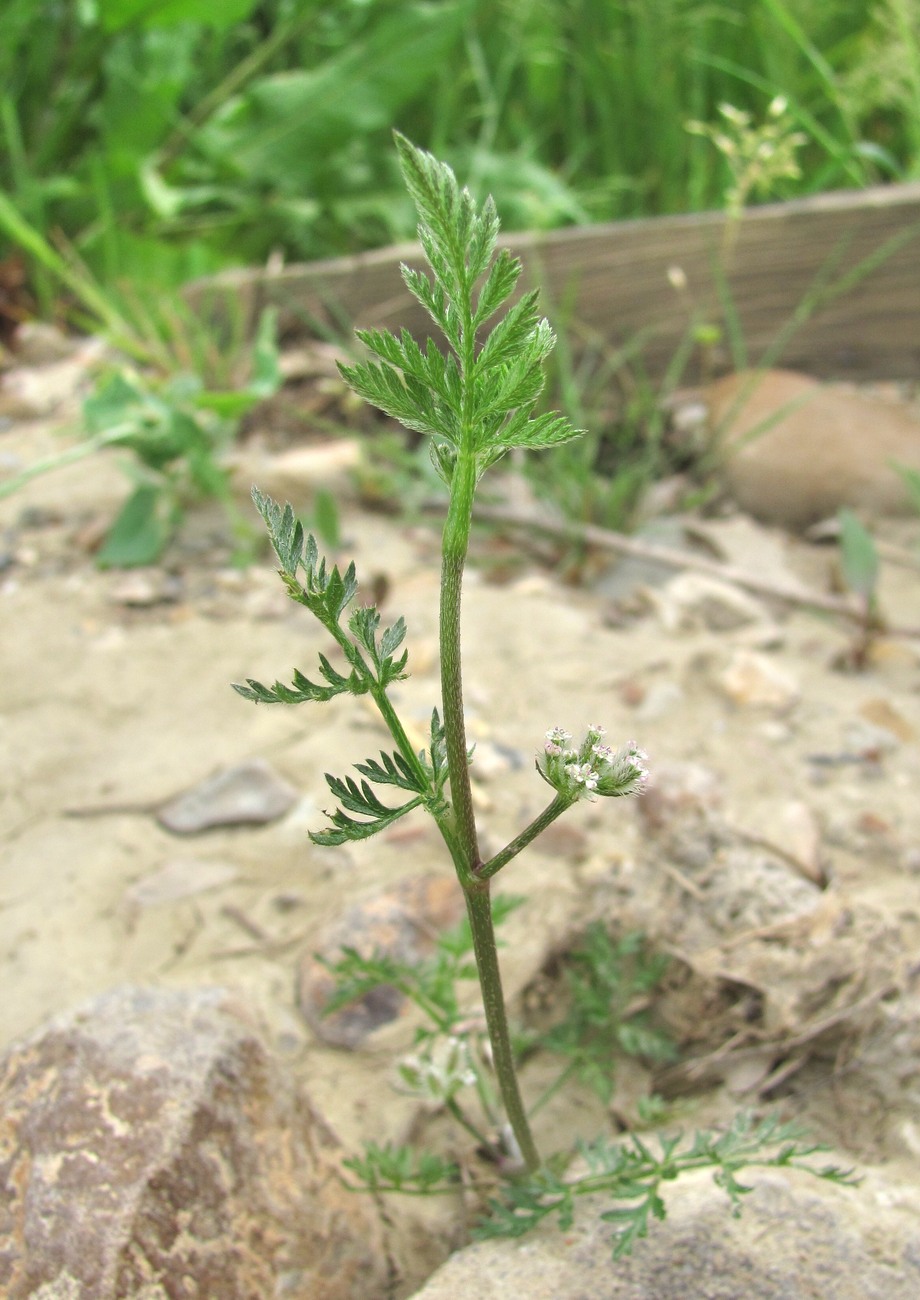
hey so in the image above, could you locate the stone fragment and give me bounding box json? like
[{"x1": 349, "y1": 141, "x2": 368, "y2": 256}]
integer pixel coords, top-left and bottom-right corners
[
  {"x1": 0, "y1": 986, "x2": 388, "y2": 1300},
  {"x1": 649, "y1": 571, "x2": 769, "y2": 632},
  {"x1": 469, "y1": 739, "x2": 525, "y2": 782},
  {"x1": 407, "y1": 1168, "x2": 920, "y2": 1300},
  {"x1": 593, "y1": 517, "x2": 694, "y2": 603},
  {"x1": 705, "y1": 368, "x2": 920, "y2": 528},
  {"x1": 156, "y1": 757, "x2": 298, "y2": 833},
  {"x1": 720, "y1": 647, "x2": 800, "y2": 710},
  {"x1": 13, "y1": 322, "x2": 79, "y2": 366},
  {"x1": 777, "y1": 799, "x2": 826, "y2": 885},
  {"x1": 231, "y1": 440, "x2": 361, "y2": 505},
  {"x1": 844, "y1": 718, "x2": 902, "y2": 757},
  {"x1": 858, "y1": 696, "x2": 915, "y2": 742},
  {"x1": 122, "y1": 857, "x2": 238, "y2": 912},
  {"x1": 684, "y1": 514, "x2": 801, "y2": 587},
  {"x1": 0, "y1": 339, "x2": 106, "y2": 419},
  {"x1": 634, "y1": 680, "x2": 686, "y2": 719},
  {"x1": 298, "y1": 874, "x2": 464, "y2": 1047},
  {"x1": 107, "y1": 568, "x2": 182, "y2": 607},
  {"x1": 528, "y1": 819, "x2": 591, "y2": 864},
  {"x1": 700, "y1": 845, "x2": 822, "y2": 932}
]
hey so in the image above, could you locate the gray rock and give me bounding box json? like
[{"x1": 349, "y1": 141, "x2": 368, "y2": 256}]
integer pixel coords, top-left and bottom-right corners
[
  {"x1": 0, "y1": 986, "x2": 388, "y2": 1299},
  {"x1": 156, "y1": 757, "x2": 298, "y2": 833},
  {"x1": 408, "y1": 1167, "x2": 920, "y2": 1299}
]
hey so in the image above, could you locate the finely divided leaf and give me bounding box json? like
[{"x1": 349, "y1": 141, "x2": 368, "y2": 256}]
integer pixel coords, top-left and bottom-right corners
[
  {"x1": 355, "y1": 749, "x2": 426, "y2": 793},
  {"x1": 338, "y1": 358, "x2": 447, "y2": 439},
  {"x1": 348, "y1": 607, "x2": 409, "y2": 683},
  {"x1": 466, "y1": 193, "x2": 500, "y2": 284},
  {"x1": 251, "y1": 487, "x2": 359, "y2": 625},
  {"x1": 400, "y1": 265, "x2": 461, "y2": 351},
  {"x1": 394, "y1": 133, "x2": 471, "y2": 295},
  {"x1": 340, "y1": 135, "x2": 586, "y2": 478},
  {"x1": 343, "y1": 1141, "x2": 459, "y2": 1194},
  {"x1": 310, "y1": 773, "x2": 423, "y2": 846},
  {"x1": 252, "y1": 486, "x2": 305, "y2": 575},
  {"x1": 232, "y1": 653, "x2": 368, "y2": 704},
  {"x1": 475, "y1": 289, "x2": 540, "y2": 370}
]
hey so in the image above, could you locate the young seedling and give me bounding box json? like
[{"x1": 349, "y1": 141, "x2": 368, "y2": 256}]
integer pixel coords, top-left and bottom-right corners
[
  {"x1": 837, "y1": 506, "x2": 882, "y2": 669},
  {"x1": 235, "y1": 134, "x2": 854, "y2": 1253}
]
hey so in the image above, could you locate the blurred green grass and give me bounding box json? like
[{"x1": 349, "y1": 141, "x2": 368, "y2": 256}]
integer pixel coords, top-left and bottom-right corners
[{"x1": 3, "y1": 0, "x2": 916, "y2": 299}]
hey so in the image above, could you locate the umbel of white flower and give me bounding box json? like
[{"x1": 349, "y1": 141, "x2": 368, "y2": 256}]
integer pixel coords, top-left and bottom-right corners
[
  {"x1": 397, "y1": 1036, "x2": 477, "y2": 1103},
  {"x1": 537, "y1": 725, "x2": 648, "y2": 802}
]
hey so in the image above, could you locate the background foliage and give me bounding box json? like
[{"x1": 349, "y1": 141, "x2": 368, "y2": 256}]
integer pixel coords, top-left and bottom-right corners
[{"x1": 3, "y1": 0, "x2": 918, "y2": 304}]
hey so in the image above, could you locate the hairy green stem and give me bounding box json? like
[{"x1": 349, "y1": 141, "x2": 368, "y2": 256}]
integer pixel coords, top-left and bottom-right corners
[
  {"x1": 439, "y1": 447, "x2": 541, "y2": 1171},
  {"x1": 464, "y1": 882, "x2": 540, "y2": 1172},
  {"x1": 439, "y1": 453, "x2": 480, "y2": 875}
]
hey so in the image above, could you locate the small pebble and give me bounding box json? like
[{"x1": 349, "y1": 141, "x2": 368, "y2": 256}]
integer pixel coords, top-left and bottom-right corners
[
  {"x1": 157, "y1": 758, "x2": 299, "y2": 834},
  {"x1": 719, "y1": 648, "x2": 800, "y2": 711}
]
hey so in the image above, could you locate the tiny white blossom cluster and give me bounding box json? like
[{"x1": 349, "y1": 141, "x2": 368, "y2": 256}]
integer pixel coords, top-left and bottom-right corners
[
  {"x1": 396, "y1": 1036, "x2": 477, "y2": 1103},
  {"x1": 538, "y1": 724, "x2": 648, "y2": 802}
]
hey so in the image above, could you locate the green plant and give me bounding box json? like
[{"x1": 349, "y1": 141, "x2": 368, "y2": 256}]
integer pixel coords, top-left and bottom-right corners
[
  {"x1": 0, "y1": 304, "x2": 280, "y2": 566},
  {"x1": 530, "y1": 927, "x2": 678, "y2": 1113},
  {"x1": 686, "y1": 95, "x2": 808, "y2": 224},
  {"x1": 235, "y1": 135, "x2": 852, "y2": 1251},
  {"x1": 836, "y1": 506, "x2": 883, "y2": 668},
  {"x1": 321, "y1": 908, "x2": 674, "y2": 1154}
]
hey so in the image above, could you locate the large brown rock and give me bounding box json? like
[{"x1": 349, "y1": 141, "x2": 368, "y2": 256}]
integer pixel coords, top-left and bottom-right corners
[
  {"x1": 705, "y1": 368, "x2": 920, "y2": 528},
  {"x1": 408, "y1": 1167, "x2": 920, "y2": 1299},
  {"x1": 0, "y1": 986, "x2": 388, "y2": 1299}
]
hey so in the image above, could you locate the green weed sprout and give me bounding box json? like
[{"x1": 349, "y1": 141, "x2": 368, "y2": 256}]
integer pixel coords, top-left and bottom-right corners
[{"x1": 235, "y1": 134, "x2": 853, "y2": 1251}]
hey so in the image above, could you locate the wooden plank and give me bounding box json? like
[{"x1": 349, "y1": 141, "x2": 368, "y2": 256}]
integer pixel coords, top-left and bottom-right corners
[{"x1": 188, "y1": 183, "x2": 920, "y2": 381}]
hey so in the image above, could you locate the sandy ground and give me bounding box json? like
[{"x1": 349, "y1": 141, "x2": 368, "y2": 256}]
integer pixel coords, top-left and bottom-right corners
[{"x1": 3, "y1": 405, "x2": 920, "y2": 1281}]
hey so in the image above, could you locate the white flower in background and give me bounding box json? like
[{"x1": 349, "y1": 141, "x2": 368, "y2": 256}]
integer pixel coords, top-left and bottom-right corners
[{"x1": 396, "y1": 1035, "x2": 477, "y2": 1103}]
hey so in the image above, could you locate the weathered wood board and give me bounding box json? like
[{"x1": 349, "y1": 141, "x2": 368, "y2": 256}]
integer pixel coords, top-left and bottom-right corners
[{"x1": 189, "y1": 183, "x2": 920, "y2": 382}]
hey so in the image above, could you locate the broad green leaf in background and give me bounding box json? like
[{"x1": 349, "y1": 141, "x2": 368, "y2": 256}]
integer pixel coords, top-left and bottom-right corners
[
  {"x1": 96, "y1": 483, "x2": 170, "y2": 567},
  {"x1": 197, "y1": 2, "x2": 470, "y2": 191},
  {"x1": 98, "y1": 0, "x2": 259, "y2": 32}
]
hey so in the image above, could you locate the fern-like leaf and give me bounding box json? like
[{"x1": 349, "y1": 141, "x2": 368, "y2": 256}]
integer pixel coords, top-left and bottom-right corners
[
  {"x1": 355, "y1": 749, "x2": 427, "y2": 794},
  {"x1": 310, "y1": 772, "x2": 423, "y2": 846}
]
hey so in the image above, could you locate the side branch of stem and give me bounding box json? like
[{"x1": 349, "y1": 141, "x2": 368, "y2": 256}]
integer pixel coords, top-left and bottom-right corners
[{"x1": 478, "y1": 792, "x2": 573, "y2": 879}]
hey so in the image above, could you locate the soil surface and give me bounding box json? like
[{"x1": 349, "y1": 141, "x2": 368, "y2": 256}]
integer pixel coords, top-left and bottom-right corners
[{"x1": 2, "y1": 388, "x2": 920, "y2": 1292}]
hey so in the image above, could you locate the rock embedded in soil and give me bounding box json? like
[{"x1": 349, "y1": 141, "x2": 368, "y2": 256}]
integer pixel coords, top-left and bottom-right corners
[
  {"x1": 705, "y1": 368, "x2": 920, "y2": 528},
  {"x1": 719, "y1": 647, "x2": 800, "y2": 711},
  {"x1": 646, "y1": 570, "x2": 771, "y2": 632},
  {"x1": 0, "y1": 985, "x2": 388, "y2": 1300},
  {"x1": 156, "y1": 756, "x2": 299, "y2": 833},
  {"x1": 406, "y1": 1167, "x2": 920, "y2": 1300}
]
